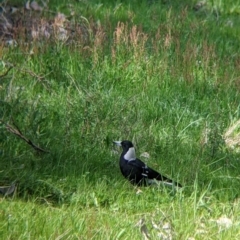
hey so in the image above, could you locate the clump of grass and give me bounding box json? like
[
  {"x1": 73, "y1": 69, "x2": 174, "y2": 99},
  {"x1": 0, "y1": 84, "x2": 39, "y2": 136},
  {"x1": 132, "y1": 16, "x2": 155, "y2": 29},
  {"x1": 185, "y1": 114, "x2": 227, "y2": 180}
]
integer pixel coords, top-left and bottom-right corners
[{"x1": 224, "y1": 119, "x2": 240, "y2": 151}]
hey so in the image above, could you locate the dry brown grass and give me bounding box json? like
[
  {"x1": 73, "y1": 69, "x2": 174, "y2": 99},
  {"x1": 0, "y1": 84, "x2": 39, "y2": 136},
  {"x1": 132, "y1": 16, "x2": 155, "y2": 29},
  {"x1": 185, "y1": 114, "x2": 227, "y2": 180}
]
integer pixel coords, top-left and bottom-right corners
[
  {"x1": 224, "y1": 120, "x2": 240, "y2": 151},
  {"x1": 112, "y1": 22, "x2": 148, "y2": 62}
]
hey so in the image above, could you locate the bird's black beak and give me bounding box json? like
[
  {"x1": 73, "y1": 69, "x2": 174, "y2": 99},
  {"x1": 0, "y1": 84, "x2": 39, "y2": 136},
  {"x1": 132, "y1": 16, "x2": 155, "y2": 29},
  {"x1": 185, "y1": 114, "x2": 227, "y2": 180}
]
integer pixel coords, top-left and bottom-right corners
[{"x1": 113, "y1": 141, "x2": 122, "y2": 146}]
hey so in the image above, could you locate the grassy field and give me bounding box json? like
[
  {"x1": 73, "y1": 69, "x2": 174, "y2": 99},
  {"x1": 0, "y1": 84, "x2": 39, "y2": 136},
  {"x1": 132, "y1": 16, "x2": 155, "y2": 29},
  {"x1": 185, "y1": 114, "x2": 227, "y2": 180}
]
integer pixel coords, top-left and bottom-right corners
[{"x1": 1, "y1": 0, "x2": 240, "y2": 239}]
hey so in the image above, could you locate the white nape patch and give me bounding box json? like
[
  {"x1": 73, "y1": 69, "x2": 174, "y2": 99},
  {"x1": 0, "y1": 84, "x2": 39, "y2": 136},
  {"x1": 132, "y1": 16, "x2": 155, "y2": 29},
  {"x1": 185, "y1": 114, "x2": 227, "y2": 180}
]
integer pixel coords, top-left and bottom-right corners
[{"x1": 124, "y1": 147, "x2": 136, "y2": 161}]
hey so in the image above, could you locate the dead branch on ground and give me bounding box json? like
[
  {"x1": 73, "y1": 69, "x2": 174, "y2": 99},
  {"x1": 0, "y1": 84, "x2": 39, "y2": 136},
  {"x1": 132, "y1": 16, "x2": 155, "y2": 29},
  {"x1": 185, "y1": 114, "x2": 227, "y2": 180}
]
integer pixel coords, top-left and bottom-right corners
[{"x1": 2, "y1": 120, "x2": 50, "y2": 153}]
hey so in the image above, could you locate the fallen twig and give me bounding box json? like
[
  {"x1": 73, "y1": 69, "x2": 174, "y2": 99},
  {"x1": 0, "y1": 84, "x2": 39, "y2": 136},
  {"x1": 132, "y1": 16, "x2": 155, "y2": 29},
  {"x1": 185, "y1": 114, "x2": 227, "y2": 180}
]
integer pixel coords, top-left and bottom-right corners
[
  {"x1": 3, "y1": 121, "x2": 50, "y2": 153},
  {"x1": 0, "y1": 66, "x2": 13, "y2": 79}
]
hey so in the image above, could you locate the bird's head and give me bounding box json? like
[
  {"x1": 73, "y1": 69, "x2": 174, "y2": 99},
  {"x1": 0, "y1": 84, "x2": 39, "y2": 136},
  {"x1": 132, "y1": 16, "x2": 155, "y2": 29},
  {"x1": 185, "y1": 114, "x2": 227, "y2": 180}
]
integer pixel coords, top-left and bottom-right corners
[{"x1": 113, "y1": 140, "x2": 136, "y2": 161}]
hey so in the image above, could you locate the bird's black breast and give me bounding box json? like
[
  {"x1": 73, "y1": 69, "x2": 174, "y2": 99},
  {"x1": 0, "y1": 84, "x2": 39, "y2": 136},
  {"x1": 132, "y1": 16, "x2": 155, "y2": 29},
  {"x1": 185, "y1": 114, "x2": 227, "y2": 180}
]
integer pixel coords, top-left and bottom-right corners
[{"x1": 119, "y1": 158, "x2": 148, "y2": 185}]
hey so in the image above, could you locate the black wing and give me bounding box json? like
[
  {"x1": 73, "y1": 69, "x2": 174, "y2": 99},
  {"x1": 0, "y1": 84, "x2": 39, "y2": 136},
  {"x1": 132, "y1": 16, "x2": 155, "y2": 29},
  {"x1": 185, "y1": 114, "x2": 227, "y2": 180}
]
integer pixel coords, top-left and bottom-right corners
[
  {"x1": 120, "y1": 159, "x2": 145, "y2": 185},
  {"x1": 128, "y1": 159, "x2": 182, "y2": 187}
]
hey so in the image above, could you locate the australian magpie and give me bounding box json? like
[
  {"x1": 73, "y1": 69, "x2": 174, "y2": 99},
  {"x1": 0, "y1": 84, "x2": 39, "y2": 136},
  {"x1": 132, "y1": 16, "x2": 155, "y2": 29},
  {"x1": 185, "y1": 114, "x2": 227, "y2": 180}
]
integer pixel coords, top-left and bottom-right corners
[{"x1": 113, "y1": 140, "x2": 182, "y2": 187}]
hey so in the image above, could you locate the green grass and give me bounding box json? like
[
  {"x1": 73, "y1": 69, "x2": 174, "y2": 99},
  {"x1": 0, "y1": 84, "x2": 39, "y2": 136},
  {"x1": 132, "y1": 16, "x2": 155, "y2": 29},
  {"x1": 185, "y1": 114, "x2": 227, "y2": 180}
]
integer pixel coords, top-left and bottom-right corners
[{"x1": 1, "y1": 0, "x2": 240, "y2": 239}]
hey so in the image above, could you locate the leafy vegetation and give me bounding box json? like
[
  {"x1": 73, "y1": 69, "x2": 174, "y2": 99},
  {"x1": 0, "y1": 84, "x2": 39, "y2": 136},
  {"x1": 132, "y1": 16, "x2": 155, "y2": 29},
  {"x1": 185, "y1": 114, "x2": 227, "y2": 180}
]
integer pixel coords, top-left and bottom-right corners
[{"x1": 1, "y1": 0, "x2": 240, "y2": 239}]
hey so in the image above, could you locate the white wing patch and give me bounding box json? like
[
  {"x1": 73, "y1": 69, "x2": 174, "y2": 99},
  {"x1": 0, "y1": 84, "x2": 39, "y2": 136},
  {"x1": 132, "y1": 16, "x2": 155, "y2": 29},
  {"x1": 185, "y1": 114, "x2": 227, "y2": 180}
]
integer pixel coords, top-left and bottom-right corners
[{"x1": 141, "y1": 165, "x2": 149, "y2": 178}]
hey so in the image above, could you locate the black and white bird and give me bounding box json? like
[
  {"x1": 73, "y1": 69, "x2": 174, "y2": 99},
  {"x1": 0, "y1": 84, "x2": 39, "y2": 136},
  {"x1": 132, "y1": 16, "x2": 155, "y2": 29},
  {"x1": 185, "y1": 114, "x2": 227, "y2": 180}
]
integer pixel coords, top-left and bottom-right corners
[{"x1": 113, "y1": 140, "x2": 182, "y2": 188}]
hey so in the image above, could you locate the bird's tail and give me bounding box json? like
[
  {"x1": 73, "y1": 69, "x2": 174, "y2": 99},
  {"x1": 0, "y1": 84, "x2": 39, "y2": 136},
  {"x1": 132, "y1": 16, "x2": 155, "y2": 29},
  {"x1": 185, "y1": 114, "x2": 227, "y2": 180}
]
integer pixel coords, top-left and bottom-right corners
[{"x1": 155, "y1": 175, "x2": 182, "y2": 188}]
